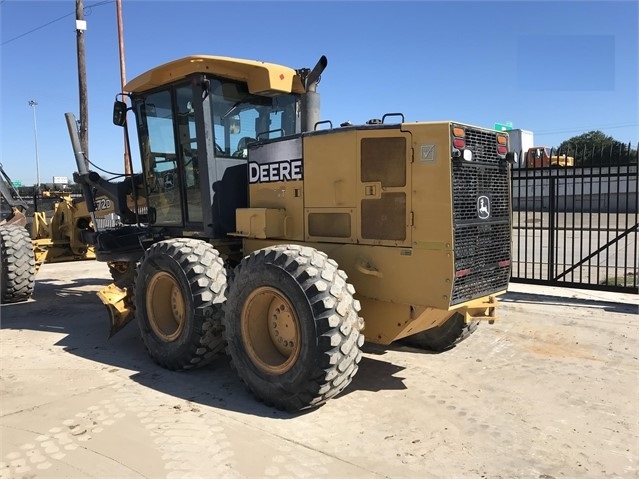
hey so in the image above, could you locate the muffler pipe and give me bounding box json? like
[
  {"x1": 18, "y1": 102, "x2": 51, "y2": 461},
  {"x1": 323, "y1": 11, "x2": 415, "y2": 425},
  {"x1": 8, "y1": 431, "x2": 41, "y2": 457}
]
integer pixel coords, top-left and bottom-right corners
[{"x1": 65, "y1": 112, "x2": 96, "y2": 214}]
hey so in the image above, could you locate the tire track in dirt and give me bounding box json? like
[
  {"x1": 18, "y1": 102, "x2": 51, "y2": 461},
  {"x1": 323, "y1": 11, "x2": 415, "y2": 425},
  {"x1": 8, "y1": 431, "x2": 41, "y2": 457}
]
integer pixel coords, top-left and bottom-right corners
[{"x1": 1, "y1": 373, "x2": 240, "y2": 479}]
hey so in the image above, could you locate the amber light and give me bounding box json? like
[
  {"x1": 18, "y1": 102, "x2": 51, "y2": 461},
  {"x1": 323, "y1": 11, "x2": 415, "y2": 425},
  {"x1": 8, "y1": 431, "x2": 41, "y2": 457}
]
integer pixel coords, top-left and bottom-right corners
[
  {"x1": 452, "y1": 127, "x2": 465, "y2": 137},
  {"x1": 453, "y1": 138, "x2": 465, "y2": 148},
  {"x1": 497, "y1": 135, "x2": 507, "y2": 145}
]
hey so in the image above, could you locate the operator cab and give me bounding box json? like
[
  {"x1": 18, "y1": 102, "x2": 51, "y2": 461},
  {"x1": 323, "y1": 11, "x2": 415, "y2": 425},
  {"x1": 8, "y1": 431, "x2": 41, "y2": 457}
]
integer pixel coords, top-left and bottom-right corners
[{"x1": 114, "y1": 56, "x2": 304, "y2": 240}]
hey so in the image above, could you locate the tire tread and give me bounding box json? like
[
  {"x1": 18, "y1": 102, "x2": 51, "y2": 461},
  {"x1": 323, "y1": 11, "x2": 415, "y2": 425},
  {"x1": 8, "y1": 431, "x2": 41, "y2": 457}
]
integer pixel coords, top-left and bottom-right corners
[
  {"x1": 135, "y1": 239, "x2": 226, "y2": 371},
  {"x1": 224, "y1": 245, "x2": 364, "y2": 410},
  {"x1": 0, "y1": 225, "x2": 36, "y2": 303}
]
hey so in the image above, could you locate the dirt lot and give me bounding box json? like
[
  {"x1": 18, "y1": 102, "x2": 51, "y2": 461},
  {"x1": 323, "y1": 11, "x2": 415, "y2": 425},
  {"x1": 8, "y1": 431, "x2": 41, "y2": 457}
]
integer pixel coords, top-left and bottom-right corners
[{"x1": 1, "y1": 261, "x2": 637, "y2": 479}]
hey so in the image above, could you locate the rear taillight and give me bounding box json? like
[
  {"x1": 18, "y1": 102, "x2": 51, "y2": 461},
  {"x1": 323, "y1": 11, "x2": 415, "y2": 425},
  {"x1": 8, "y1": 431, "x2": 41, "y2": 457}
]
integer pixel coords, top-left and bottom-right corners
[
  {"x1": 497, "y1": 134, "x2": 508, "y2": 157},
  {"x1": 452, "y1": 126, "x2": 466, "y2": 148},
  {"x1": 451, "y1": 125, "x2": 472, "y2": 160},
  {"x1": 453, "y1": 138, "x2": 465, "y2": 148}
]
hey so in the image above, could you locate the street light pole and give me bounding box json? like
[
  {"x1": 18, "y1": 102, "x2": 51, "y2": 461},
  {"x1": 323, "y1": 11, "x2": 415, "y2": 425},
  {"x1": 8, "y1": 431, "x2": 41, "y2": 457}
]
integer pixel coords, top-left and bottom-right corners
[{"x1": 28, "y1": 100, "x2": 41, "y2": 191}]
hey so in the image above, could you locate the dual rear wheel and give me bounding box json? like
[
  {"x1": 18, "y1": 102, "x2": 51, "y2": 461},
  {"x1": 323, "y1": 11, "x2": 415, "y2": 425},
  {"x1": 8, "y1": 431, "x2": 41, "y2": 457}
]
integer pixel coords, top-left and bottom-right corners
[{"x1": 135, "y1": 240, "x2": 364, "y2": 410}]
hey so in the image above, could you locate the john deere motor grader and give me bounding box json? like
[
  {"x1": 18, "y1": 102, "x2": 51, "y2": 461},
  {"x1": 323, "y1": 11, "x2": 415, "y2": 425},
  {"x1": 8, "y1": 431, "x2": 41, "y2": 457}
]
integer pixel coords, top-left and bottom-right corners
[
  {"x1": 68, "y1": 54, "x2": 515, "y2": 411},
  {"x1": 0, "y1": 163, "x2": 95, "y2": 303}
]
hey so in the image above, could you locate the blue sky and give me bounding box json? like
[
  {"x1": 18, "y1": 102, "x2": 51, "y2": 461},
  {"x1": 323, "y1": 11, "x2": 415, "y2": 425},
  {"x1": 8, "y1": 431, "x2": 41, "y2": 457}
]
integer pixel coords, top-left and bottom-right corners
[{"x1": 1, "y1": 0, "x2": 637, "y2": 186}]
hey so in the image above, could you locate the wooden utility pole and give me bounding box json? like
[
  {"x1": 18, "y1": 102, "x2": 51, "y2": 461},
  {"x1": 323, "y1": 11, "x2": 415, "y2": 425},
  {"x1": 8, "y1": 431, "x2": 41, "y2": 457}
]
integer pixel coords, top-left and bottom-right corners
[
  {"x1": 76, "y1": 0, "x2": 89, "y2": 163},
  {"x1": 116, "y1": 0, "x2": 131, "y2": 175}
]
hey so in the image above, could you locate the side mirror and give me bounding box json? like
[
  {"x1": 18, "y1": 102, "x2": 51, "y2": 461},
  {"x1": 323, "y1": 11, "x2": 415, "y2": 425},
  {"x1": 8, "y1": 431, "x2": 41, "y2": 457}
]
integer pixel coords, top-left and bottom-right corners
[{"x1": 113, "y1": 101, "x2": 128, "y2": 126}]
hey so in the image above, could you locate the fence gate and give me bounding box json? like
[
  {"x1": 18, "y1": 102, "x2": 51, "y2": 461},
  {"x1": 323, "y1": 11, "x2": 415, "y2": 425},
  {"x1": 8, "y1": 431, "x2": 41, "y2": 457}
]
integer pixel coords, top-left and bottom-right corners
[{"x1": 511, "y1": 162, "x2": 638, "y2": 293}]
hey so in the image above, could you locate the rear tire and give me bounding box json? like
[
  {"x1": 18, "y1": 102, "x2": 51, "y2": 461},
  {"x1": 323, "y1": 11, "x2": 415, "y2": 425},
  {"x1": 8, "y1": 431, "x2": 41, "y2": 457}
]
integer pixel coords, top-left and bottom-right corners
[
  {"x1": 134, "y1": 239, "x2": 227, "y2": 370},
  {"x1": 223, "y1": 245, "x2": 364, "y2": 411},
  {"x1": 401, "y1": 313, "x2": 479, "y2": 352},
  {"x1": 0, "y1": 225, "x2": 36, "y2": 303}
]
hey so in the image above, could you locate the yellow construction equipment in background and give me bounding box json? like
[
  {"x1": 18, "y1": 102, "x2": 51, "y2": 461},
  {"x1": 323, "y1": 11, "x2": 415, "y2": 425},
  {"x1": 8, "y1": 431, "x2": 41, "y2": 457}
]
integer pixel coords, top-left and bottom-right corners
[{"x1": 0, "y1": 164, "x2": 95, "y2": 303}]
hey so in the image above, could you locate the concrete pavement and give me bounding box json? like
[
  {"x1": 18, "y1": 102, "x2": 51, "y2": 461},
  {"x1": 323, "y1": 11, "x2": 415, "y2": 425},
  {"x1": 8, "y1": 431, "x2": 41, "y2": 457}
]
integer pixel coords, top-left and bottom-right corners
[{"x1": 1, "y1": 260, "x2": 637, "y2": 478}]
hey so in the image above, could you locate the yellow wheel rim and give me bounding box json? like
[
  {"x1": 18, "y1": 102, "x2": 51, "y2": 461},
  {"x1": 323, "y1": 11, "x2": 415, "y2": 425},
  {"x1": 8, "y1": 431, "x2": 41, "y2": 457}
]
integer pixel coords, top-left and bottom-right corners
[
  {"x1": 241, "y1": 287, "x2": 301, "y2": 375},
  {"x1": 146, "y1": 271, "x2": 185, "y2": 342}
]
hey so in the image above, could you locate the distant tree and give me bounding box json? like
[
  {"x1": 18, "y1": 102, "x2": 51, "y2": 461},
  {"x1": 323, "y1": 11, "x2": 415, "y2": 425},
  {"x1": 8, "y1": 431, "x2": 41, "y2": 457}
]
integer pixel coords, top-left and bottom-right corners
[{"x1": 557, "y1": 130, "x2": 637, "y2": 166}]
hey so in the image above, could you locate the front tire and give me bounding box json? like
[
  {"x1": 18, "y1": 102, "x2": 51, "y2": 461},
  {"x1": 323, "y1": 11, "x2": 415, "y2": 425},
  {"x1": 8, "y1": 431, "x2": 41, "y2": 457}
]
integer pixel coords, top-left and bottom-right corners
[
  {"x1": 134, "y1": 239, "x2": 227, "y2": 370},
  {"x1": 223, "y1": 245, "x2": 364, "y2": 411},
  {"x1": 0, "y1": 225, "x2": 36, "y2": 303}
]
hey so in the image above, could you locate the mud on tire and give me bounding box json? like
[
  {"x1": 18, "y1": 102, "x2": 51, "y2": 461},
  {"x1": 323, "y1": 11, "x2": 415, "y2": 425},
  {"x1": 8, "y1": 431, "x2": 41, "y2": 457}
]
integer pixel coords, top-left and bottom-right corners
[
  {"x1": 223, "y1": 245, "x2": 365, "y2": 411},
  {"x1": 134, "y1": 239, "x2": 227, "y2": 370},
  {"x1": 0, "y1": 225, "x2": 36, "y2": 303},
  {"x1": 401, "y1": 313, "x2": 479, "y2": 352}
]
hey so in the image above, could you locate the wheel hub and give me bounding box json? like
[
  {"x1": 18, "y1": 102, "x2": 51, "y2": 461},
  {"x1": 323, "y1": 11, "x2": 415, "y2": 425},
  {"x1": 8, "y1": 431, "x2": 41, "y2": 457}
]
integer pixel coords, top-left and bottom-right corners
[
  {"x1": 268, "y1": 300, "x2": 296, "y2": 356},
  {"x1": 146, "y1": 271, "x2": 185, "y2": 342},
  {"x1": 241, "y1": 287, "x2": 301, "y2": 375}
]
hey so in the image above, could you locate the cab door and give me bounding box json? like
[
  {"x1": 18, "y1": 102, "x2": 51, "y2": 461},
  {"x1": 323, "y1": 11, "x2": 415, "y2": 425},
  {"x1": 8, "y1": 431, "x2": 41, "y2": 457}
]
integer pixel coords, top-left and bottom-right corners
[{"x1": 137, "y1": 89, "x2": 184, "y2": 226}]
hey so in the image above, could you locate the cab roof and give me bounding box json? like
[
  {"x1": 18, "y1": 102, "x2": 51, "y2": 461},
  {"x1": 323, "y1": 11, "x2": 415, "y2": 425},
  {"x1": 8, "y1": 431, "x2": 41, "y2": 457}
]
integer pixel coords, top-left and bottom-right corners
[{"x1": 125, "y1": 55, "x2": 306, "y2": 96}]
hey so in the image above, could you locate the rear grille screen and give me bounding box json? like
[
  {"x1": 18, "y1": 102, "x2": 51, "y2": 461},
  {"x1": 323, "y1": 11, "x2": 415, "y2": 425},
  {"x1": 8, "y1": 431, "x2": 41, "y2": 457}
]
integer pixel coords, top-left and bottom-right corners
[
  {"x1": 454, "y1": 223, "x2": 511, "y2": 272},
  {"x1": 450, "y1": 127, "x2": 511, "y2": 304},
  {"x1": 465, "y1": 129, "x2": 499, "y2": 164},
  {"x1": 452, "y1": 164, "x2": 510, "y2": 222}
]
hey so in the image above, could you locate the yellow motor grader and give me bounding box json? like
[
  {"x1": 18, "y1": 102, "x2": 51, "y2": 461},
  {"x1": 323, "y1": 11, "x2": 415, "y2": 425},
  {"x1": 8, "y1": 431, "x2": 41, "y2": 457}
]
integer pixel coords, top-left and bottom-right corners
[
  {"x1": 0, "y1": 164, "x2": 95, "y2": 303},
  {"x1": 68, "y1": 54, "x2": 516, "y2": 411}
]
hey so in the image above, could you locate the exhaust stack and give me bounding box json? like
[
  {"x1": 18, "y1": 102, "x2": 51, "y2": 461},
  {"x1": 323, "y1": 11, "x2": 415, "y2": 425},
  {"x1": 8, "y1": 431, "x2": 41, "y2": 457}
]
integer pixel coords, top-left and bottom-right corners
[
  {"x1": 298, "y1": 55, "x2": 327, "y2": 133},
  {"x1": 65, "y1": 112, "x2": 96, "y2": 214}
]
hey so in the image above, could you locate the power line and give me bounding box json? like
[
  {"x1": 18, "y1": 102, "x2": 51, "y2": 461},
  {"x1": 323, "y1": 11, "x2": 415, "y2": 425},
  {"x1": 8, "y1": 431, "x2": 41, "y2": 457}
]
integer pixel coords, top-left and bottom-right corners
[
  {"x1": 0, "y1": 0, "x2": 114, "y2": 47},
  {"x1": 535, "y1": 123, "x2": 638, "y2": 136}
]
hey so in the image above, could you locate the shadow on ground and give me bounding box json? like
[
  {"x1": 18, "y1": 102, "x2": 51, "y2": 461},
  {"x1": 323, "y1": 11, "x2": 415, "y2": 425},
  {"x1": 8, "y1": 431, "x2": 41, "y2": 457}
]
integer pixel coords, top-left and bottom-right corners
[
  {"x1": 501, "y1": 291, "x2": 637, "y2": 314},
  {"x1": 0, "y1": 274, "x2": 409, "y2": 419}
]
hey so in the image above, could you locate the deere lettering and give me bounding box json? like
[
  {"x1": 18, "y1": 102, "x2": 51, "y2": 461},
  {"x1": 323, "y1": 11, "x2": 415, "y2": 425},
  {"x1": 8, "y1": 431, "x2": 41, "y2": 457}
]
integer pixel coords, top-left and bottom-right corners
[{"x1": 249, "y1": 159, "x2": 303, "y2": 183}]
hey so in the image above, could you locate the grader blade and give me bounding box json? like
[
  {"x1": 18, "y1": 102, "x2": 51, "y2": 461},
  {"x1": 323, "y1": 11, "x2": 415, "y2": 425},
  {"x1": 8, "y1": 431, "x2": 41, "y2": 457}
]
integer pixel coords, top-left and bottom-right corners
[
  {"x1": 0, "y1": 208, "x2": 27, "y2": 227},
  {"x1": 96, "y1": 283, "x2": 135, "y2": 338}
]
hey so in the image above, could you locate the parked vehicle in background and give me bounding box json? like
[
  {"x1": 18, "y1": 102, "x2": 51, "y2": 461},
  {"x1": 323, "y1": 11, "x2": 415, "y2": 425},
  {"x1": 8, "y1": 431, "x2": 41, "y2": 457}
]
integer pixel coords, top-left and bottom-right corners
[
  {"x1": 0, "y1": 163, "x2": 96, "y2": 304},
  {"x1": 525, "y1": 146, "x2": 574, "y2": 168}
]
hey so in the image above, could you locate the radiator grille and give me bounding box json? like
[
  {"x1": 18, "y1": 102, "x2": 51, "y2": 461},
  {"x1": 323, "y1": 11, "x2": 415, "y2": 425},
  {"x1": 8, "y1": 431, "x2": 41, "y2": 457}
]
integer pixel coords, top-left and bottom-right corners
[
  {"x1": 452, "y1": 262, "x2": 511, "y2": 305},
  {"x1": 452, "y1": 220, "x2": 511, "y2": 304},
  {"x1": 454, "y1": 223, "x2": 510, "y2": 270},
  {"x1": 465, "y1": 128, "x2": 500, "y2": 164},
  {"x1": 452, "y1": 163, "x2": 510, "y2": 222},
  {"x1": 450, "y1": 127, "x2": 511, "y2": 305}
]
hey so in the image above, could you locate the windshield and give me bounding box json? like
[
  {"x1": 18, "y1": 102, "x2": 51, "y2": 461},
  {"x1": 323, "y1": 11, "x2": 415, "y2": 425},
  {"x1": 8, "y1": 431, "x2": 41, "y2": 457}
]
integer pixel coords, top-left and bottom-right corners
[{"x1": 209, "y1": 78, "x2": 299, "y2": 158}]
